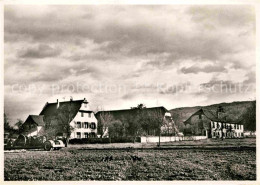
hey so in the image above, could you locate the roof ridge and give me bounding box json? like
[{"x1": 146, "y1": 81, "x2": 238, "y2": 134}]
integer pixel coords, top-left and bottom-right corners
[
  {"x1": 96, "y1": 106, "x2": 167, "y2": 113},
  {"x1": 47, "y1": 99, "x2": 84, "y2": 104}
]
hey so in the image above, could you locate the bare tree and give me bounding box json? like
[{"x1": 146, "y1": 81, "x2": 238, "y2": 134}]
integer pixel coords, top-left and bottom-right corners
[
  {"x1": 4, "y1": 113, "x2": 11, "y2": 131},
  {"x1": 44, "y1": 102, "x2": 75, "y2": 146},
  {"x1": 148, "y1": 108, "x2": 168, "y2": 147},
  {"x1": 96, "y1": 111, "x2": 114, "y2": 138},
  {"x1": 15, "y1": 119, "x2": 24, "y2": 133}
]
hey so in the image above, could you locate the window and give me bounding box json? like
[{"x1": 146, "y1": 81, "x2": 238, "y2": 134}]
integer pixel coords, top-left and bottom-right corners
[
  {"x1": 84, "y1": 122, "x2": 88, "y2": 128},
  {"x1": 84, "y1": 132, "x2": 88, "y2": 138},
  {"x1": 90, "y1": 132, "x2": 95, "y2": 138},
  {"x1": 91, "y1": 122, "x2": 96, "y2": 129},
  {"x1": 77, "y1": 122, "x2": 81, "y2": 128},
  {"x1": 76, "y1": 132, "x2": 81, "y2": 139},
  {"x1": 81, "y1": 112, "x2": 84, "y2": 117},
  {"x1": 88, "y1": 113, "x2": 91, "y2": 118}
]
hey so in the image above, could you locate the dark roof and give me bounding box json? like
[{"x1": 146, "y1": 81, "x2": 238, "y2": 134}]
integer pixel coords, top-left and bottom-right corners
[
  {"x1": 30, "y1": 115, "x2": 45, "y2": 126},
  {"x1": 95, "y1": 106, "x2": 169, "y2": 120},
  {"x1": 39, "y1": 100, "x2": 84, "y2": 120},
  {"x1": 184, "y1": 108, "x2": 242, "y2": 124},
  {"x1": 23, "y1": 115, "x2": 45, "y2": 126}
]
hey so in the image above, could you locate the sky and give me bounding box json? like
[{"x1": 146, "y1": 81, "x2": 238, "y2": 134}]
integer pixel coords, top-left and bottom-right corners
[{"x1": 4, "y1": 5, "x2": 256, "y2": 125}]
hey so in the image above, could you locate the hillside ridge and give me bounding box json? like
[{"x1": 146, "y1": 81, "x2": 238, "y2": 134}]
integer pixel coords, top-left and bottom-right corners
[{"x1": 170, "y1": 100, "x2": 256, "y2": 132}]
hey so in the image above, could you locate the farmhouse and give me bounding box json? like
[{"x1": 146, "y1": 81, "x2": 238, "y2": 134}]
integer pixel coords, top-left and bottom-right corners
[
  {"x1": 183, "y1": 106, "x2": 244, "y2": 138},
  {"x1": 21, "y1": 98, "x2": 98, "y2": 139},
  {"x1": 21, "y1": 115, "x2": 45, "y2": 137},
  {"x1": 95, "y1": 106, "x2": 178, "y2": 137}
]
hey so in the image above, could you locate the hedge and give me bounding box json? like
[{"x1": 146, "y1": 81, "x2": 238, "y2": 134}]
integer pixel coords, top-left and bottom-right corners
[{"x1": 69, "y1": 137, "x2": 141, "y2": 144}]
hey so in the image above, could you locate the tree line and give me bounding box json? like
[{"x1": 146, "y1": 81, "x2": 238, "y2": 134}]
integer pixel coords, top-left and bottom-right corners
[{"x1": 96, "y1": 104, "x2": 177, "y2": 145}]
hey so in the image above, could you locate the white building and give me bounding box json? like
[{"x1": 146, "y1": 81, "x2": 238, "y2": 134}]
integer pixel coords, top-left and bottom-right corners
[
  {"x1": 184, "y1": 107, "x2": 244, "y2": 138},
  {"x1": 211, "y1": 121, "x2": 244, "y2": 138},
  {"x1": 22, "y1": 98, "x2": 98, "y2": 139},
  {"x1": 69, "y1": 99, "x2": 98, "y2": 139}
]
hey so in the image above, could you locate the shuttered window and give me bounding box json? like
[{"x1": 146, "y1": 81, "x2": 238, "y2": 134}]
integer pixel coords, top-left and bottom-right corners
[{"x1": 77, "y1": 122, "x2": 81, "y2": 128}]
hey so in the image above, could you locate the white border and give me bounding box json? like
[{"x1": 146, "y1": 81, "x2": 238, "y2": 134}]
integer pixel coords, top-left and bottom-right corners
[{"x1": 1, "y1": 0, "x2": 259, "y2": 185}]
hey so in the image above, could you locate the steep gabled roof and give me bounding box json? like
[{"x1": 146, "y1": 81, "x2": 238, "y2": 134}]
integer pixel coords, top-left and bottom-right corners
[
  {"x1": 183, "y1": 108, "x2": 242, "y2": 125},
  {"x1": 39, "y1": 100, "x2": 84, "y2": 120},
  {"x1": 30, "y1": 115, "x2": 45, "y2": 126},
  {"x1": 95, "y1": 106, "x2": 169, "y2": 120},
  {"x1": 23, "y1": 115, "x2": 45, "y2": 126}
]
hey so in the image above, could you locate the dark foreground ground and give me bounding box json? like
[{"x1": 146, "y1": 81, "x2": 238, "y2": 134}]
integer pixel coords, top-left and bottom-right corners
[{"x1": 4, "y1": 138, "x2": 256, "y2": 181}]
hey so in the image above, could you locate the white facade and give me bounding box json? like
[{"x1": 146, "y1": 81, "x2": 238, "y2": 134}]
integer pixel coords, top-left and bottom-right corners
[
  {"x1": 211, "y1": 121, "x2": 244, "y2": 138},
  {"x1": 69, "y1": 100, "x2": 98, "y2": 139}
]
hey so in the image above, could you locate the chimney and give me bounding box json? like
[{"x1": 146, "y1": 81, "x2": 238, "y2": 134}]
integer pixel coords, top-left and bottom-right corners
[{"x1": 57, "y1": 99, "x2": 59, "y2": 109}]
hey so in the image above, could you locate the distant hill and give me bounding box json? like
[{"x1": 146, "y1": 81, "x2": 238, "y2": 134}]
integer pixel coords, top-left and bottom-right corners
[{"x1": 170, "y1": 101, "x2": 256, "y2": 132}]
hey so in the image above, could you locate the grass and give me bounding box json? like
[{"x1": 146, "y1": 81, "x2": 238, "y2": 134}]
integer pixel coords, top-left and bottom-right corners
[
  {"x1": 69, "y1": 138, "x2": 256, "y2": 149},
  {"x1": 4, "y1": 138, "x2": 256, "y2": 181}
]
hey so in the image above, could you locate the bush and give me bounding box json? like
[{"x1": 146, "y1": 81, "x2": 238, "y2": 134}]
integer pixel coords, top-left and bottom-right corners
[{"x1": 69, "y1": 137, "x2": 141, "y2": 144}]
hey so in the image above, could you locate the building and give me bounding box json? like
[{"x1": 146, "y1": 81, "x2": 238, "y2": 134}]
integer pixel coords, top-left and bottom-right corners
[
  {"x1": 21, "y1": 98, "x2": 98, "y2": 139},
  {"x1": 183, "y1": 106, "x2": 244, "y2": 138},
  {"x1": 95, "y1": 106, "x2": 178, "y2": 137},
  {"x1": 244, "y1": 131, "x2": 256, "y2": 137},
  {"x1": 21, "y1": 115, "x2": 45, "y2": 137}
]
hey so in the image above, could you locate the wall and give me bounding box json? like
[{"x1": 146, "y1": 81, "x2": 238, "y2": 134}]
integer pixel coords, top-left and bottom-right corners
[
  {"x1": 211, "y1": 121, "x2": 244, "y2": 138},
  {"x1": 70, "y1": 111, "x2": 98, "y2": 138},
  {"x1": 141, "y1": 136, "x2": 207, "y2": 143},
  {"x1": 26, "y1": 126, "x2": 44, "y2": 137}
]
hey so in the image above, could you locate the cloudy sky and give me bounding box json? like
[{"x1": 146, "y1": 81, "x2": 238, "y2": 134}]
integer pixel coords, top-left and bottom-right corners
[{"x1": 4, "y1": 5, "x2": 255, "y2": 124}]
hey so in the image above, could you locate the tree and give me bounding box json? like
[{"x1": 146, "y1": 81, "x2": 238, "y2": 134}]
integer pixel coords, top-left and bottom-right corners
[
  {"x1": 4, "y1": 113, "x2": 11, "y2": 131},
  {"x1": 108, "y1": 120, "x2": 124, "y2": 140},
  {"x1": 242, "y1": 101, "x2": 256, "y2": 131},
  {"x1": 44, "y1": 102, "x2": 75, "y2": 147},
  {"x1": 122, "y1": 112, "x2": 143, "y2": 143},
  {"x1": 131, "y1": 103, "x2": 146, "y2": 109},
  {"x1": 148, "y1": 108, "x2": 168, "y2": 147},
  {"x1": 15, "y1": 119, "x2": 24, "y2": 133},
  {"x1": 96, "y1": 111, "x2": 114, "y2": 138}
]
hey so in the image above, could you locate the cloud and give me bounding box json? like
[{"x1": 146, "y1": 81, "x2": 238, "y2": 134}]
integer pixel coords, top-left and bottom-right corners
[
  {"x1": 243, "y1": 70, "x2": 256, "y2": 84},
  {"x1": 188, "y1": 5, "x2": 255, "y2": 29},
  {"x1": 4, "y1": 5, "x2": 256, "y2": 124},
  {"x1": 181, "y1": 64, "x2": 226, "y2": 74},
  {"x1": 18, "y1": 44, "x2": 61, "y2": 58}
]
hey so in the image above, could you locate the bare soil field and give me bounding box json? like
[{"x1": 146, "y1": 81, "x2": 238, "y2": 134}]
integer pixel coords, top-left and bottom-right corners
[{"x1": 4, "y1": 138, "x2": 256, "y2": 181}]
